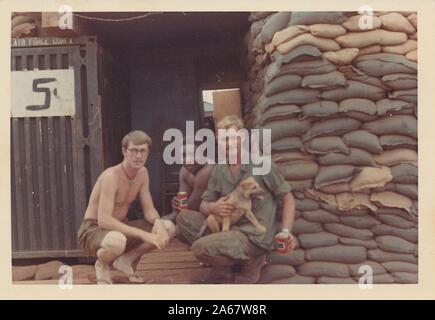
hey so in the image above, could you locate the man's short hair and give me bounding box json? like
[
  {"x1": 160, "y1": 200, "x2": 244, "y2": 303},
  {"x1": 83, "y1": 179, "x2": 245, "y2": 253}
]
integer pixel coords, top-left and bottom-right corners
[
  {"x1": 122, "y1": 130, "x2": 152, "y2": 149},
  {"x1": 216, "y1": 115, "x2": 244, "y2": 130}
]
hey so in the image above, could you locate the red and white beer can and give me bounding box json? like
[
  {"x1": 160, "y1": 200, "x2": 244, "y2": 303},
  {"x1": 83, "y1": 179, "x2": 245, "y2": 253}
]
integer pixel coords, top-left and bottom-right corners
[
  {"x1": 274, "y1": 231, "x2": 292, "y2": 255},
  {"x1": 177, "y1": 192, "x2": 189, "y2": 211}
]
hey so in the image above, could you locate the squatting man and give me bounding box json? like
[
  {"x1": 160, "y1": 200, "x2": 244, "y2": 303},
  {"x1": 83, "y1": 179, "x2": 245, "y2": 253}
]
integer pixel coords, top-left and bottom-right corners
[{"x1": 77, "y1": 131, "x2": 175, "y2": 284}]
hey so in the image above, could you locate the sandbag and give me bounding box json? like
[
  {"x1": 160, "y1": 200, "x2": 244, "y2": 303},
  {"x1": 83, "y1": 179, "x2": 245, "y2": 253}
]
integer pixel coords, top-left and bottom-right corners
[
  {"x1": 382, "y1": 40, "x2": 417, "y2": 55},
  {"x1": 375, "y1": 208, "x2": 417, "y2": 222},
  {"x1": 301, "y1": 71, "x2": 347, "y2": 89},
  {"x1": 368, "y1": 249, "x2": 418, "y2": 264},
  {"x1": 374, "y1": 212, "x2": 415, "y2": 229},
  {"x1": 335, "y1": 192, "x2": 378, "y2": 211},
  {"x1": 342, "y1": 65, "x2": 390, "y2": 90},
  {"x1": 375, "y1": 236, "x2": 416, "y2": 254},
  {"x1": 406, "y1": 49, "x2": 417, "y2": 62},
  {"x1": 317, "y1": 277, "x2": 357, "y2": 284},
  {"x1": 248, "y1": 12, "x2": 274, "y2": 23},
  {"x1": 278, "y1": 161, "x2": 319, "y2": 180},
  {"x1": 372, "y1": 225, "x2": 418, "y2": 243},
  {"x1": 391, "y1": 272, "x2": 418, "y2": 284},
  {"x1": 317, "y1": 148, "x2": 378, "y2": 167},
  {"x1": 374, "y1": 148, "x2": 418, "y2": 166},
  {"x1": 314, "y1": 165, "x2": 358, "y2": 189},
  {"x1": 379, "y1": 12, "x2": 416, "y2": 34},
  {"x1": 349, "y1": 261, "x2": 386, "y2": 277},
  {"x1": 336, "y1": 30, "x2": 407, "y2": 48},
  {"x1": 305, "y1": 189, "x2": 338, "y2": 207},
  {"x1": 309, "y1": 24, "x2": 346, "y2": 38},
  {"x1": 272, "y1": 151, "x2": 314, "y2": 163},
  {"x1": 339, "y1": 98, "x2": 377, "y2": 115},
  {"x1": 265, "y1": 45, "x2": 324, "y2": 83},
  {"x1": 298, "y1": 232, "x2": 338, "y2": 249},
  {"x1": 271, "y1": 25, "x2": 310, "y2": 47},
  {"x1": 407, "y1": 13, "x2": 417, "y2": 29},
  {"x1": 320, "y1": 203, "x2": 371, "y2": 216},
  {"x1": 291, "y1": 218, "x2": 322, "y2": 235},
  {"x1": 318, "y1": 80, "x2": 386, "y2": 101},
  {"x1": 358, "y1": 45, "x2": 382, "y2": 56},
  {"x1": 390, "y1": 163, "x2": 418, "y2": 184},
  {"x1": 295, "y1": 198, "x2": 320, "y2": 211},
  {"x1": 324, "y1": 48, "x2": 359, "y2": 65},
  {"x1": 259, "y1": 264, "x2": 296, "y2": 283},
  {"x1": 302, "y1": 209, "x2": 339, "y2": 223},
  {"x1": 350, "y1": 166, "x2": 393, "y2": 192},
  {"x1": 299, "y1": 101, "x2": 339, "y2": 120},
  {"x1": 342, "y1": 112, "x2": 379, "y2": 122},
  {"x1": 262, "y1": 118, "x2": 311, "y2": 141},
  {"x1": 258, "y1": 89, "x2": 320, "y2": 111},
  {"x1": 409, "y1": 33, "x2": 417, "y2": 40},
  {"x1": 11, "y1": 23, "x2": 36, "y2": 38},
  {"x1": 259, "y1": 104, "x2": 301, "y2": 125},
  {"x1": 289, "y1": 11, "x2": 347, "y2": 26},
  {"x1": 339, "y1": 238, "x2": 378, "y2": 250},
  {"x1": 261, "y1": 12, "x2": 292, "y2": 44},
  {"x1": 251, "y1": 19, "x2": 268, "y2": 38},
  {"x1": 376, "y1": 99, "x2": 415, "y2": 115},
  {"x1": 371, "y1": 191, "x2": 414, "y2": 214},
  {"x1": 306, "y1": 245, "x2": 367, "y2": 264},
  {"x1": 270, "y1": 57, "x2": 337, "y2": 79},
  {"x1": 395, "y1": 183, "x2": 418, "y2": 200},
  {"x1": 320, "y1": 182, "x2": 352, "y2": 194},
  {"x1": 302, "y1": 118, "x2": 361, "y2": 141},
  {"x1": 265, "y1": 74, "x2": 302, "y2": 96},
  {"x1": 304, "y1": 136, "x2": 350, "y2": 155},
  {"x1": 277, "y1": 33, "x2": 340, "y2": 54},
  {"x1": 361, "y1": 115, "x2": 417, "y2": 139},
  {"x1": 271, "y1": 275, "x2": 316, "y2": 284},
  {"x1": 286, "y1": 179, "x2": 314, "y2": 192},
  {"x1": 382, "y1": 261, "x2": 418, "y2": 273},
  {"x1": 343, "y1": 130, "x2": 383, "y2": 154},
  {"x1": 342, "y1": 14, "x2": 382, "y2": 31},
  {"x1": 353, "y1": 53, "x2": 417, "y2": 77},
  {"x1": 386, "y1": 74, "x2": 416, "y2": 97},
  {"x1": 267, "y1": 249, "x2": 305, "y2": 266},
  {"x1": 323, "y1": 223, "x2": 374, "y2": 241},
  {"x1": 389, "y1": 89, "x2": 417, "y2": 104},
  {"x1": 340, "y1": 215, "x2": 381, "y2": 229},
  {"x1": 11, "y1": 14, "x2": 35, "y2": 29},
  {"x1": 272, "y1": 136, "x2": 305, "y2": 151},
  {"x1": 297, "y1": 261, "x2": 350, "y2": 278}
]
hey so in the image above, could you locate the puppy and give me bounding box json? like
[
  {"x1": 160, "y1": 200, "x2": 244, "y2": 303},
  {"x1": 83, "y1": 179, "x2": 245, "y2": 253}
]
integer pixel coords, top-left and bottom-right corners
[{"x1": 197, "y1": 177, "x2": 266, "y2": 238}]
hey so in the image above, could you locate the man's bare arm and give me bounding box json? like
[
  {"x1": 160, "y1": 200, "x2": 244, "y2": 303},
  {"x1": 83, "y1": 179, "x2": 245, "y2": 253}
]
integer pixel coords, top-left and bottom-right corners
[
  {"x1": 179, "y1": 167, "x2": 193, "y2": 194},
  {"x1": 139, "y1": 168, "x2": 161, "y2": 224},
  {"x1": 188, "y1": 167, "x2": 213, "y2": 211},
  {"x1": 97, "y1": 172, "x2": 148, "y2": 240},
  {"x1": 281, "y1": 192, "x2": 296, "y2": 231}
]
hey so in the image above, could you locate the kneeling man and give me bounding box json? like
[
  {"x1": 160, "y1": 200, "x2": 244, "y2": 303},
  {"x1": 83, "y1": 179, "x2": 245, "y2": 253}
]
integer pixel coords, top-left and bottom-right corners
[{"x1": 78, "y1": 130, "x2": 175, "y2": 284}]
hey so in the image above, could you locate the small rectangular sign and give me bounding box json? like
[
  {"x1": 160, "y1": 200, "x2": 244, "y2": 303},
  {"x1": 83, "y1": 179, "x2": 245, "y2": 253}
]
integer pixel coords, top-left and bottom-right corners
[{"x1": 11, "y1": 69, "x2": 76, "y2": 118}]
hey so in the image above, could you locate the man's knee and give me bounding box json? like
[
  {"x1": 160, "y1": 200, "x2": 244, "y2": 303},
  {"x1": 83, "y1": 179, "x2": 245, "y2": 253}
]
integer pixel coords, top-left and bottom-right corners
[
  {"x1": 100, "y1": 231, "x2": 127, "y2": 257},
  {"x1": 162, "y1": 219, "x2": 176, "y2": 238}
]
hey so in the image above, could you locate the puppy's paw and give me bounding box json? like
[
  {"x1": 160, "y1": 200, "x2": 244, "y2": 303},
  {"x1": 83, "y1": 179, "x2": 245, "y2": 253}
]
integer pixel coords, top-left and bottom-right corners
[{"x1": 256, "y1": 225, "x2": 266, "y2": 233}]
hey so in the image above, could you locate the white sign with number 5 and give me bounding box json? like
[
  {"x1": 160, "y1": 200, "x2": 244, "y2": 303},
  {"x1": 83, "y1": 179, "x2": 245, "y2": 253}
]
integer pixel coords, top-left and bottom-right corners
[{"x1": 11, "y1": 69, "x2": 75, "y2": 118}]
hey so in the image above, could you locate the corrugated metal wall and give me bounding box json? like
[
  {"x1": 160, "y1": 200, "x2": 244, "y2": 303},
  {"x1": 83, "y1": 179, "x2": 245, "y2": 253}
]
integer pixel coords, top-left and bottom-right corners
[{"x1": 11, "y1": 38, "x2": 103, "y2": 258}]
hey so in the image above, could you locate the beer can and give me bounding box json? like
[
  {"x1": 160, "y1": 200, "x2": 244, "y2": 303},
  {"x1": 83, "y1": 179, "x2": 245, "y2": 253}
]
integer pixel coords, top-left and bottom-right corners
[
  {"x1": 177, "y1": 192, "x2": 189, "y2": 211},
  {"x1": 274, "y1": 232, "x2": 292, "y2": 255}
]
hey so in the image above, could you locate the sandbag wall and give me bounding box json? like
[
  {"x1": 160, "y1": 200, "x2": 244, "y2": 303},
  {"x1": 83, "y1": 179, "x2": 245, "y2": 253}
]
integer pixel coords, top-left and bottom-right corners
[
  {"x1": 11, "y1": 12, "x2": 41, "y2": 38},
  {"x1": 242, "y1": 11, "x2": 418, "y2": 284}
]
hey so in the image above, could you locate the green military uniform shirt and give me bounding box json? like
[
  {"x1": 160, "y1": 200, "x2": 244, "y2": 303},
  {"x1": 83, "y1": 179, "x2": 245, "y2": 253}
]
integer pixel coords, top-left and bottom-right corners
[{"x1": 201, "y1": 161, "x2": 292, "y2": 250}]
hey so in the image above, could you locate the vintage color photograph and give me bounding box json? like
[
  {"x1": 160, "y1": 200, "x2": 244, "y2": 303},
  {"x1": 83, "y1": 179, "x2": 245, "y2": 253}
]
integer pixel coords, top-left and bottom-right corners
[{"x1": 10, "y1": 10, "x2": 418, "y2": 285}]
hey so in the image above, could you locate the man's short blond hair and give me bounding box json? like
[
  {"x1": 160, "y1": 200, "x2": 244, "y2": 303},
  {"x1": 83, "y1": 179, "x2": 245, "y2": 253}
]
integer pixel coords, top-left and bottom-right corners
[
  {"x1": 122, "y1": 130, "x2": 152, "y2": 149},
  {"x1": 216, "y1": 115, "x2": 244, "y2": 130}
]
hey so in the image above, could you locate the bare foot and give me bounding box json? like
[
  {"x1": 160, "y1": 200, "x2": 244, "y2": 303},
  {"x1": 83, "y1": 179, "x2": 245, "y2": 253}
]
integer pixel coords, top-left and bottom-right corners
[
  {"x1": 113, "y1": 255, "x2": 146, "y2": 283},
  {"x1": 95, "y1": 260, "x2": 112, "y2": 284}
]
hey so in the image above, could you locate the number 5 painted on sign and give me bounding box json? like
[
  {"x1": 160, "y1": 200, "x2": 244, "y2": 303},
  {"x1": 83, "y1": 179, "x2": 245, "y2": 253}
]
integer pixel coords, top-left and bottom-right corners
[{"x1": 11, "y1": 69, "x2": 75, "y2": 118}]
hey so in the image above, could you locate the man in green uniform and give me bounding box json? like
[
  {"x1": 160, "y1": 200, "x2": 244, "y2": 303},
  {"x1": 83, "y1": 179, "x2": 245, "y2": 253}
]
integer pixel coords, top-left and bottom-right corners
[{"x1": 176, "y1": 115, "x2": 297, "y2": 284}]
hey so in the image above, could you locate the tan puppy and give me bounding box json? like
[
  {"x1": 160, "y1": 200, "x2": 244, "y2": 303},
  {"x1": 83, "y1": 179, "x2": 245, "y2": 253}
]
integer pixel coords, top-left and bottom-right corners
[{"x1": 197, "y1": 177, "x2": 266, "y2": 238}]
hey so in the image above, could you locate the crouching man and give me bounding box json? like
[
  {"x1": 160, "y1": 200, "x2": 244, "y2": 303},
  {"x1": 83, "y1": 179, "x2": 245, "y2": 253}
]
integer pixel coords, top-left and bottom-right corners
[
  {"x1": 176, "y1": 115, "x2": 297, "y2": 284},
  {"x1": 77, "y1": 130, "x2": 175, "y2": 284}
]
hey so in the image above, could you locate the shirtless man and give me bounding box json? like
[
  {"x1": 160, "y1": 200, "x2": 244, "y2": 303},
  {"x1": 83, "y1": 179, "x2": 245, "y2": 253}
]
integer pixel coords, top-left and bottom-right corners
[
  {"x1": 77, "y1": 130, "x2": 175, "y2": 284},
  {"x1": 164, "y1": 143, "x2": 215, "y2": 221}
]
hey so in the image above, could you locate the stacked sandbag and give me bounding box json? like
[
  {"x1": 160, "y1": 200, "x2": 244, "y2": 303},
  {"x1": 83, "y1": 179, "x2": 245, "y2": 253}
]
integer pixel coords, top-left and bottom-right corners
[
  {"x1": 11, "y1": 12, "x2": 41, "y2": 38},
  {"x1": 242, "y1": 11, "x2": 418, "y2": 284}
]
